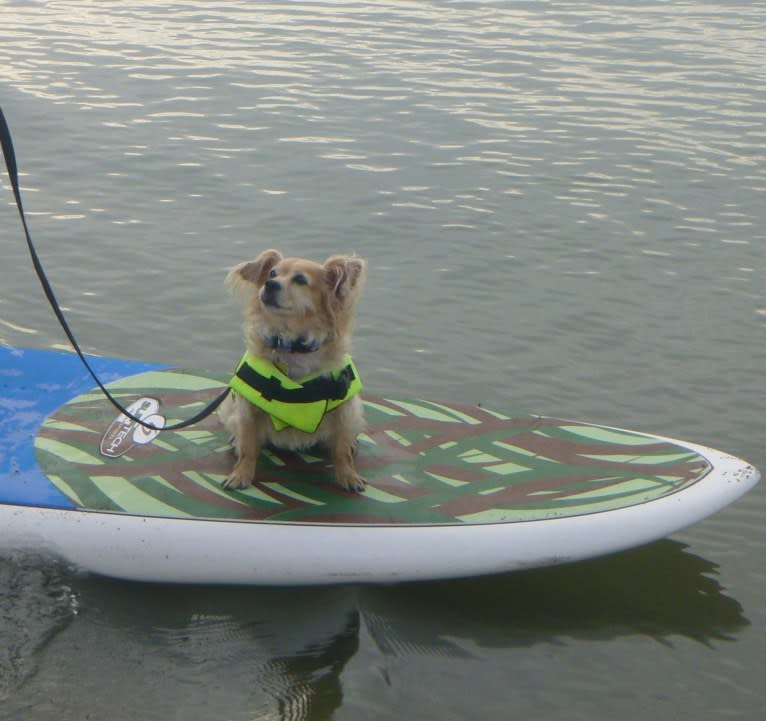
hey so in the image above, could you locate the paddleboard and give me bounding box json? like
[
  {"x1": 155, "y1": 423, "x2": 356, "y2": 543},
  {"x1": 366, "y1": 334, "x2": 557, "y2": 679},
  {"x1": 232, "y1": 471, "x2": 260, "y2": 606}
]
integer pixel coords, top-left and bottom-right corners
[{"x1": 0, "y1": 346, "x2": 759, "y2": 585}]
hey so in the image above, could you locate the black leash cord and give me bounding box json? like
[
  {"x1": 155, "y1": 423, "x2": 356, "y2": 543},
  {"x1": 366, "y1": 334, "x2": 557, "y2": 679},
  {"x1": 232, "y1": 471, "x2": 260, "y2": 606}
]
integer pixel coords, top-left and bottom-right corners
[{"x1": 0, "y1": 107, "x2": 230, "y2": 431}]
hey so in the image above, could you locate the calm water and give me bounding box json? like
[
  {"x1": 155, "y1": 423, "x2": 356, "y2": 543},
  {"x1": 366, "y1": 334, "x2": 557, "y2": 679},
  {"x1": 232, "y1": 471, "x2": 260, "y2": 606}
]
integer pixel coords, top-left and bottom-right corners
[{"x1": 1, "y1": 1, "x2": 765, "y2": 719}]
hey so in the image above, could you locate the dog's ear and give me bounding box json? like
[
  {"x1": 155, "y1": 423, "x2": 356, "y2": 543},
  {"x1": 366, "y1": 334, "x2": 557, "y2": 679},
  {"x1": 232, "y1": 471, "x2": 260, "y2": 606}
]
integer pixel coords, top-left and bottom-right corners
[
  {"x1": 226, "y1": 249, "x2": 283, "y2": 292},
  {"x1": 323, "y1": 255, "x2": 366, "y2": 305}
]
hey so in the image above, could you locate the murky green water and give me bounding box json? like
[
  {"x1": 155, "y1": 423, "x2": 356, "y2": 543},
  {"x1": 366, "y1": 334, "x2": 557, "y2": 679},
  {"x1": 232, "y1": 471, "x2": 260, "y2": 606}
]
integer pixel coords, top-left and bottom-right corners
[{"x1": 1, "y1": 2, "x2": 764, "y2": 719}]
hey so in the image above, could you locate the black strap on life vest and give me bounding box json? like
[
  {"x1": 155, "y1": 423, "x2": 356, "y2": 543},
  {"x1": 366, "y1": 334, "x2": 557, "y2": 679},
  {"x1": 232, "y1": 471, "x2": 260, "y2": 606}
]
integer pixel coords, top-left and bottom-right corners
[
  {"x1": 235, "y1": 361, "x2": 356, "y2": 403},
  {"x1": 0, "y1": 106, "x2": 229, "y2": 431}
]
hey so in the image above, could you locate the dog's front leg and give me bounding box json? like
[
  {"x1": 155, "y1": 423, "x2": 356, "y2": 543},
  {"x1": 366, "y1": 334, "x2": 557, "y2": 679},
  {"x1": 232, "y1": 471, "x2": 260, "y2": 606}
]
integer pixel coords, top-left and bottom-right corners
[
  {"x1": 223, "y1": 407, "x2": 262, "y2": 490},
  {"x1": 331, "y1": 433, "x2": 366, "y2": 493}
]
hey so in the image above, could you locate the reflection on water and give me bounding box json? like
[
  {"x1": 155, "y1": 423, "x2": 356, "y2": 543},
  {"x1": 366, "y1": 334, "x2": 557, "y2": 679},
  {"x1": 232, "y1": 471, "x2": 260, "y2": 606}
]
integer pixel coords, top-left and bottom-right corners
[
  {"x1": 362, "y1": 541, "x2": 749, "y2": 652},
  {"x1": 0, "y1": 553, "x2": 76, "y2": 703},
  {"x1": 0, "y1": 540, "x2": 748, "y2": 720},
  {"x1": 2, "y1": 571, "x2": 359, "y2": 721}
]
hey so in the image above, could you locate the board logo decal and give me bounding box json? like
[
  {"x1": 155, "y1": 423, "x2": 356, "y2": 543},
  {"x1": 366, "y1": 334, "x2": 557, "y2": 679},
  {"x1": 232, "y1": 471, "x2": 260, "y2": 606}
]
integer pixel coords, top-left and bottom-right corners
[{"x1": 99, "y1": 397, "x2": 165, "y2": 458}]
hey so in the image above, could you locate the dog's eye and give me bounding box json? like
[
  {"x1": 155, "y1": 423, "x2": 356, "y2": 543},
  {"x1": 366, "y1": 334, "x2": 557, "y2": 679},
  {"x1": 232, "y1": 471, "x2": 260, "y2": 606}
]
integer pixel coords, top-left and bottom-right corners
[
  {"x1": 292, "y1": 273, "x2": 308, "y2": 286},
  {"x1": 268, "y1": 269, "x2": 278, "y2": 278}
]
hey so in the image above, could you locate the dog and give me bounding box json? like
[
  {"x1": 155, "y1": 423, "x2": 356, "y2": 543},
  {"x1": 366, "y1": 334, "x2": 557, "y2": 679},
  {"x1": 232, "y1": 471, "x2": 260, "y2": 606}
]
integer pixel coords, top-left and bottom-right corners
[{"x1": 219, "y1": 249, "x2": 367, "y2": 493}]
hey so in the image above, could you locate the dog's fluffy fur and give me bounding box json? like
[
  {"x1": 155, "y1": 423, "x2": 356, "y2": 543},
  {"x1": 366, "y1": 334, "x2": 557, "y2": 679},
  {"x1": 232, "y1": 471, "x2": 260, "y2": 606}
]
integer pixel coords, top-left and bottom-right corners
[{"x1": 219, "y1": 249, "x2": 367, "y2": 492}]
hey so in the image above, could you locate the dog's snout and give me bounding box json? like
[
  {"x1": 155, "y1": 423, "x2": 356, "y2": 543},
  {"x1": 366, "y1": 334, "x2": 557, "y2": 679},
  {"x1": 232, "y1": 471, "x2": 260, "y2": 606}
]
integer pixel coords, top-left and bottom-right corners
[{"x1": 261, "y1": 278, "x2": 282, "y2": 308}]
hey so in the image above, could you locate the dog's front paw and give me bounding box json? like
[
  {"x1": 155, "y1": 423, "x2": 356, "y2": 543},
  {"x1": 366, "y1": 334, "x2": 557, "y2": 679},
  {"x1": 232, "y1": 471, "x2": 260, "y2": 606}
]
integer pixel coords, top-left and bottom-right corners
[
  {"x1": 337, "y1": 470, "x2": 366, "y2": 494},
  {"x1": 223, "y1": 460, "x2": 256, "y2": 490}
]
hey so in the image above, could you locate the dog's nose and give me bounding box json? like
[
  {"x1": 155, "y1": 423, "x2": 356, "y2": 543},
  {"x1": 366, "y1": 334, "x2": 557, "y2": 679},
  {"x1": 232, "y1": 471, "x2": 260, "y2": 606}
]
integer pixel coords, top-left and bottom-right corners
[{"x1": 262, "y1": 279, "x2": 282, "y2": 307}]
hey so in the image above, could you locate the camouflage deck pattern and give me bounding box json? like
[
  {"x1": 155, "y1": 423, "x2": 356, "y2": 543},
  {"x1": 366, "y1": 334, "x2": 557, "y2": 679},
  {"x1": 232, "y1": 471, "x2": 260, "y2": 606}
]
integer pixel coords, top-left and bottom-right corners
[{"x1": 34, "y1": 369, "x2": 712, "y2": 525}]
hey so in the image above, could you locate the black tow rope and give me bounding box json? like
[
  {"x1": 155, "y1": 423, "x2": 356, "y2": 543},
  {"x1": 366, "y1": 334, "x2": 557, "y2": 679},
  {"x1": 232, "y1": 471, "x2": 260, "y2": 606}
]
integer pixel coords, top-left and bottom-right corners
[{"x1": 0, "y1": 107, "x2": 230, "y2": 431}]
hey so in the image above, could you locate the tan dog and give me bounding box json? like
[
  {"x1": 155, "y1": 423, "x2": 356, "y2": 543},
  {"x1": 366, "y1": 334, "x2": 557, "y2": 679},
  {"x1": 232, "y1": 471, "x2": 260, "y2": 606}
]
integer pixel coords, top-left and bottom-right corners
[{"x1": 219, "y1": 249, "x2": 367, "y2": 493}]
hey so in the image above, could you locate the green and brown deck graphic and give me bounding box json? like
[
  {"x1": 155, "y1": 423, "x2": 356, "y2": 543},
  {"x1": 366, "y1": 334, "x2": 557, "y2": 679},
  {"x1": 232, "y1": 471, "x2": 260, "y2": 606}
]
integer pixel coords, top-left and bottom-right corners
[{"x1": 34, "y1": 369, "x2": 712, "y2": 525}]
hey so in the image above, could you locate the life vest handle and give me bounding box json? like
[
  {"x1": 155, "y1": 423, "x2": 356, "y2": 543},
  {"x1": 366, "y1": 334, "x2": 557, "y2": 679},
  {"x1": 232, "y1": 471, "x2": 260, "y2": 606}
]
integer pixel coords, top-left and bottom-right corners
[{"x1": 234, "y1": 362, "x2": 356, "y2": 404}]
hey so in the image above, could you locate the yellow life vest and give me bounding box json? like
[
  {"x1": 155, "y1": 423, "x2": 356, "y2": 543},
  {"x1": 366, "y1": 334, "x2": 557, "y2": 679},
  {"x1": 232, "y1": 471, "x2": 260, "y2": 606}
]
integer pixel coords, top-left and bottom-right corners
[{"x1": 230, "y1": 353, "x2": 362, "y2": 434}]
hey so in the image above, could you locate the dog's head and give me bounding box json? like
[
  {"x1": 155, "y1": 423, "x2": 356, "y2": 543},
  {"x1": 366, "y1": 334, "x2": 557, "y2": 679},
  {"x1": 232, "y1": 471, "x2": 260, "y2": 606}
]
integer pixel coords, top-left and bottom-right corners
[{"x1": 227, "y1": 250, "x2": 366, "y2": 359}]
